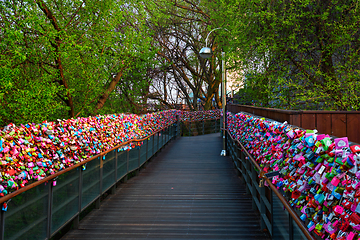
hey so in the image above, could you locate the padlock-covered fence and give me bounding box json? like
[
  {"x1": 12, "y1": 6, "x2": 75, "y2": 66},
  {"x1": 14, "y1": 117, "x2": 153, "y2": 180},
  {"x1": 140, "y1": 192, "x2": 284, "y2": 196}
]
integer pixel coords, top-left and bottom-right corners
[
  {"x1": 0, "y1": 109, "x2": 220, "y2": 199},
  {"x1": 226, "y1": 111, "x2": 360, "y2": 240},
  {"x1": 0, "y1": 109, "x2": 220, "y2": 240},
  {"x1": 2, "y1": 125, "x2": 177, "y2": 240}
]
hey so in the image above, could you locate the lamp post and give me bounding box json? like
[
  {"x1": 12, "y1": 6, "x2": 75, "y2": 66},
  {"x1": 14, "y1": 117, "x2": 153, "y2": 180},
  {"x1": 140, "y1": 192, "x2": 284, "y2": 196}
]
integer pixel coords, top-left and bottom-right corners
[{"x1": 199, "y1": 28, "x2": 227, "y2": 156}]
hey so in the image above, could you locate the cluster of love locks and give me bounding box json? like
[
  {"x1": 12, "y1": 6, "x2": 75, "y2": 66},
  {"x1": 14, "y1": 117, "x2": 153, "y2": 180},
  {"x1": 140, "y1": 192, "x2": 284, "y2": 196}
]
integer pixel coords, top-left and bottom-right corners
[
  {"x1": 227, "y1": 112, "x2": 360, "y2": 240},
  {"x1": 0, "y1": 109, "x2": 220, "y2": 198}
]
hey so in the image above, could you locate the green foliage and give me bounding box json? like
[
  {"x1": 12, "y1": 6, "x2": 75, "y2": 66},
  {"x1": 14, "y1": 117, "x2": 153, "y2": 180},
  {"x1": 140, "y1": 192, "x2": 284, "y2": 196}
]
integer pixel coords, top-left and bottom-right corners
[
  {"x1": 0, "y1": 0, "x2": 156, "y2": 126},
  {"x1": 218, "y1": 0, "x2": 360, "y2": 110}
]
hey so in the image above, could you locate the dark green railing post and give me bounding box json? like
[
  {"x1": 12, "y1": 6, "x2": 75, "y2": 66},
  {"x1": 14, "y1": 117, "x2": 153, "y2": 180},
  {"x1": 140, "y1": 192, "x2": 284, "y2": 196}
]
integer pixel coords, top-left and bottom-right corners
[
  {"x1": 289, "y1": 214, "x2": 294, "y2": 240},
  {"x1": 95, "y1": 157, "x2": 101, "y2": 209},
  {"x1": 152, "y1": 134, "x2": 155, "y2": 155},
  {"x1": 0, "y1": 209, "x2": 4, "y2": 240},
  {"x1": 138, "y1": 144, "x2": 141, "y2": 167},
  {"x1": 157, "y1": 132, "x2": 160, "y2": 151},
  {"x1": 73, "y1": 169, "x2": 82, "y2": 229},
  {"x1": 202, "y1": 120, "x2": 205, "y2": 135},
  {"x1": 47, "y1": 179, "x2": 53, "y2": 238},
  {"x1": 114, "y1": 150, "x2": 118, "y2": 184},
  {"x1": 146, "y1": 137, "x2": 148, "y2": 160}
]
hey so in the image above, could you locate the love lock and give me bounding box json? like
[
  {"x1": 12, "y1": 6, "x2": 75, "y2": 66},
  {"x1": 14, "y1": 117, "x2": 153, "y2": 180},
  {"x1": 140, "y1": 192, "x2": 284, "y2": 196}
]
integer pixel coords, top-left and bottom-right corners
[
  {"x1": 2, "y1": 199, "x2": 11, "y2": 212},
  {"x1": 220, "y1": 150, "x2": 226, "y2": 156}
]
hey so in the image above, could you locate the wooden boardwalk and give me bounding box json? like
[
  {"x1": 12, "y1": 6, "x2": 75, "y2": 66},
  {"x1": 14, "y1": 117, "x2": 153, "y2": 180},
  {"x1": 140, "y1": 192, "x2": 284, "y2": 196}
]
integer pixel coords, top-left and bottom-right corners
[{"x1": 62, "y1": 133, "x2": 270, "y2": 240}]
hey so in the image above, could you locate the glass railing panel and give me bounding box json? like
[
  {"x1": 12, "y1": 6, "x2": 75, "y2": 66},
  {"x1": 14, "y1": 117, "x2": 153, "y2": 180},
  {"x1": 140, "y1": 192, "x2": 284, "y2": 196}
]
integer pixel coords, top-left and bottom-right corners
[
  {"x1": 159, "y1": 130, "x2": 163, "y2": 148},
  {"x1": 153, "y1": 134, "x2": 158, "y2": 152},
  {"x1": 165, "y1": 128, "x2": 168, "y2": 143},
  {"x1": 117, "y1": 151, "x2": 127, "y2": 180},
  {"x1": 140, "y1": 142, "x2": 147, "y2": 165},
  {"x1": 147, "y1": 136, "x2": 153, "y2": 160},
  {"x1": 102, "y1": 151, "x2": 116, "y2": 193},
  {"x1": 128, "y1": 147, "x2": 139, "y2": 171},
  {"x1": 272, "y1": 191, "x2": 290, "y2": 239},
  {"x1": 4, "y1": 183, "x2": 48, "y2": 240},
  {"x1": 81, "y1": 157, "x2": 100, "y2": 209},
  {"x1": 292, "y1": 219, "x2": 307, "y2": 240},
  {"x1": 51, "y1": 168, "x2": 79, "y2": 234}
]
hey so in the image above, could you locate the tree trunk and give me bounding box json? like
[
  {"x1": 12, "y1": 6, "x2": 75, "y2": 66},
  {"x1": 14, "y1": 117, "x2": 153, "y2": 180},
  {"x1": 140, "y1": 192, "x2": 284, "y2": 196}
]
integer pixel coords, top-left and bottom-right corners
[
  {"x1": 37, "y1": 0, "x2": 75, "y2": 117},
  {"x1": 94, "y1": 70, "x2": 125, "y2": 114}
]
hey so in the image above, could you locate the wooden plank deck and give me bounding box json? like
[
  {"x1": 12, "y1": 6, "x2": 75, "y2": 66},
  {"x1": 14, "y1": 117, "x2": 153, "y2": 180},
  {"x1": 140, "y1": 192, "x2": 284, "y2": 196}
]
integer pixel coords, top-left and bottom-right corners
[{"x1": 62, "y1": 133, "x2": 270, "y2": 240}]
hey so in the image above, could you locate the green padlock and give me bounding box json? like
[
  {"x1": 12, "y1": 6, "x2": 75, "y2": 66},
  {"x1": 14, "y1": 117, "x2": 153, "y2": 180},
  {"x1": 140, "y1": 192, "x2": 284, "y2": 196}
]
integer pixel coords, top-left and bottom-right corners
[
  {"x1": 315, "y1": 223, "x2": 323, "y2": 231},
  {"x1": 325, "y1": 172, "x2": 335, "y2": 180},
  {"x1": 335, "y1": 186, "x2": 345, "y2": 194},
  {"x1": 335, "y1": 157, "x2": 343, "y2": 165}
]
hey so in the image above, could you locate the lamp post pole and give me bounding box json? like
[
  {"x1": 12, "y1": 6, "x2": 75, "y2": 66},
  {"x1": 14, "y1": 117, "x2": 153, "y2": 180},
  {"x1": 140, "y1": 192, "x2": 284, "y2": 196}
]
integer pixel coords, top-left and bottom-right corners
[
  {"x1": 199, "y1": 28, "x2": 228, "y2": 156},
  {"x1": 221, "y1": 52, "x2": 226, "y2": 156}
]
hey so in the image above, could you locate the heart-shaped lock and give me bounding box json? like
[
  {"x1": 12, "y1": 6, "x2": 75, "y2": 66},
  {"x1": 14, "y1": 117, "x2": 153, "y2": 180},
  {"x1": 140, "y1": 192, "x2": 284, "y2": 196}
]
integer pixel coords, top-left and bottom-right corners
[{"x1": 335, "y1": 137, "x2": 349, "y2": 150}]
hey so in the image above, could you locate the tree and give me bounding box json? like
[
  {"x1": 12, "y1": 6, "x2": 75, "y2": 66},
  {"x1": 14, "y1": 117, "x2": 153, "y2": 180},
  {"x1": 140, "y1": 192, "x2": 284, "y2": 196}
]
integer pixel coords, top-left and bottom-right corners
[
  {"x1": 144, "y1": 0, "x2": 229, "y2": 111},
  {"x1": 0, "y1": 0, "x2": 156, "y2": 126},
  {"x1": 219, "y1": 0, "x2": 360, "y2": 110}
]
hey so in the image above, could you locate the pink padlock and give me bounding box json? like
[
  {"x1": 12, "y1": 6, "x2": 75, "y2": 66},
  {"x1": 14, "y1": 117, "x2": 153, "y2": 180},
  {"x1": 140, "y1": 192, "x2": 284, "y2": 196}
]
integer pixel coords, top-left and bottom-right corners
[
  {"x1": 347, "y1": 232, "x2": 356, "y2": 240},
  {"x1": 335, "y1": 137, "x2": 349, "y2": 149},
  {"x1": 301, "y1": 206, "x2": 307, "y2": 214},
  {"x1": 331, "y1": 177, "x2": 341, "y2": 187},
  {"x1": 323, "y1": 221, "x2": 338, "y2": 234},
  {"x1": 334, "y1": 205, "x2": 344, "y2": 215},
  {"x1": 317, "y1": 134, "x2": 326, "y2": 141},
  {"x1": 308, "y1": 224, "x2": 315, "y2": 232},
  {"x1": 351, "y1": 203, "x2": 358, "y2": 212},
  {"x1": 322, "y1": 178, "x2": 329, "y2": 185}
]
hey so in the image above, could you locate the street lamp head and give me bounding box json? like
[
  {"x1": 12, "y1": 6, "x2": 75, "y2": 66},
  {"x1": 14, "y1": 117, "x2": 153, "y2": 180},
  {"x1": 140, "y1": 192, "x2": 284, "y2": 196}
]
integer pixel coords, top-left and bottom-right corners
[{"x1": 199, "y1": 47, "x2": 212, "y2": 59}]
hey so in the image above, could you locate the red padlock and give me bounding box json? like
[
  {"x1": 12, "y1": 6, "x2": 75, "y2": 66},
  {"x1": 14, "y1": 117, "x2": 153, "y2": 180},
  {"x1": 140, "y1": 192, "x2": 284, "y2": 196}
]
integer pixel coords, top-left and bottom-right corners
[
  {"x1": 350, "y1": 145, "x2": 360, "y2": 153},
  {"x1": 342, "y1": 199, "x2": 353, "y2": 210},
  {"x1": 350, "y1": 212, "x2": 360, "y2": 225}
]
